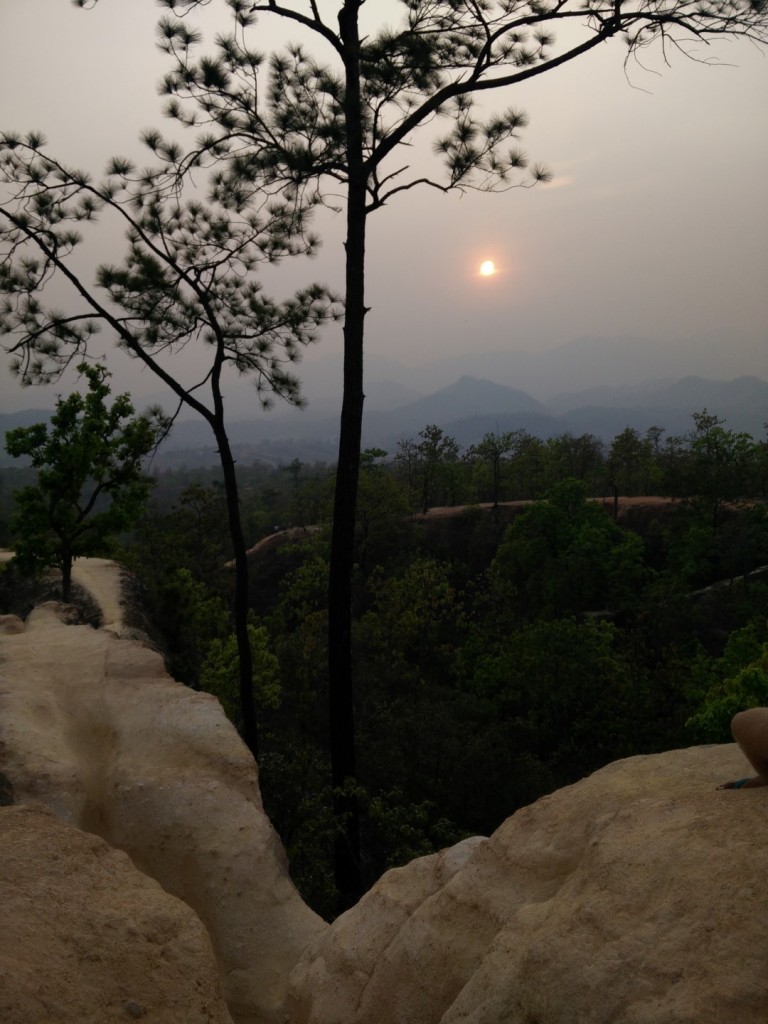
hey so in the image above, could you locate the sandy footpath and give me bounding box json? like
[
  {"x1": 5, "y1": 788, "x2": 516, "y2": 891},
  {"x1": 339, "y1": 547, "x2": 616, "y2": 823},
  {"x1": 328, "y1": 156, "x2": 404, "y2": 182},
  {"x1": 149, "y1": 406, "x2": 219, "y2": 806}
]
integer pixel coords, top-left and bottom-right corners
[
  {"x1": 0, "y1": 551, "x2": 125, "y2": 632},
  {"x1": 67, "y1": 557, "x2": 125, "y2": 632}
]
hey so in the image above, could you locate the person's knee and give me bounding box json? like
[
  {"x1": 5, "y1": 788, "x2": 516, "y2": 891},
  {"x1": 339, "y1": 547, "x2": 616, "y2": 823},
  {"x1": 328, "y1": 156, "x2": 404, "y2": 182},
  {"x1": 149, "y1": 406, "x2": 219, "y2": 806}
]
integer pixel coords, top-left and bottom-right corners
[
  {"x1": 732, "y1": 707, "x2": 768, "y2": 742},
  {"x1": 731, "y1": 709, "x2": 752, "y2": 742},
  {"x1": 731, "y1": 708, "x2": 768, "y2": 774}
]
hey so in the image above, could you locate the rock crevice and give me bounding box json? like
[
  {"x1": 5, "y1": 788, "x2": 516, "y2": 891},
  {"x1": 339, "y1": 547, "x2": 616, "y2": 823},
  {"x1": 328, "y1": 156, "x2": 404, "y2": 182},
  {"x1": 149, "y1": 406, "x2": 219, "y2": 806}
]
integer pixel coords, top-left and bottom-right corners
[
  {"x1": 1, "y1": 560, "x2": 766, "y2": 1024},
  {"x1": 0, "y1": 598, "x2": 324, "y2": 1024}
]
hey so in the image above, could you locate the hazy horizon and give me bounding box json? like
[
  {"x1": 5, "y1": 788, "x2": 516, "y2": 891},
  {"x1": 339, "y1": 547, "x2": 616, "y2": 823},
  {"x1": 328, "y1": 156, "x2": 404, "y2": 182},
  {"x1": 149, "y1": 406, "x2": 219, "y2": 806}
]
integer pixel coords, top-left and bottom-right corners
[{"x1": 0, "y1": 1, "x2": 766, "y2": 416}]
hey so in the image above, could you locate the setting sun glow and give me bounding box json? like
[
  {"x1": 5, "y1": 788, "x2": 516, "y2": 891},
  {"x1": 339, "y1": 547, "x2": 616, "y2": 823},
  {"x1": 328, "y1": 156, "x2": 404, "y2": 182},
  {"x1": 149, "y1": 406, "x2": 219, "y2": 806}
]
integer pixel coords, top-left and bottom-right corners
[{"x1": 479, "y1": 260, "x2": 496, "y2": 277}]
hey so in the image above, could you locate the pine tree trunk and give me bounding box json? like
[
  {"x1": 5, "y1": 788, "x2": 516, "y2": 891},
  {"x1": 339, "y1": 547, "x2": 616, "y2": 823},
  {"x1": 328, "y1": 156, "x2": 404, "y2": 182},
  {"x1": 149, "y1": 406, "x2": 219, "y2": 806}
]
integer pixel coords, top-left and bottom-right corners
[
  {"x1": 215, "y1": 423, "x2": 259, "y2": 760},
  {"x1": 61, "y1": 545, "x2": 73, "y2": 604},
  {"x1": 329, "y1": 2, "x2": 366, "y2": 911}
]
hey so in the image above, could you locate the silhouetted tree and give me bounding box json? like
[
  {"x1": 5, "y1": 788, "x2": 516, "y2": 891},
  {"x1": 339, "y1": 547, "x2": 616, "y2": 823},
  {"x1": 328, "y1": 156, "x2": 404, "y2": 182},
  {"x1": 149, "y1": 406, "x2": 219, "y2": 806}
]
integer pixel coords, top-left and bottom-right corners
[
  {"x1": 544, "y1": 432, "x2": 606, "y2": 493},
  {"x1": 468, "y1": 431, "x2": 518, "y2": 507},
  {"x1": 0, "y1": 133, "x2": 339, "y2": 759},
  {"x1": 610, "y1": 425, "x2": 669, "y2": 497},
  {"x1": 508, "y1": 430, "x2": 546, "y2": 499},
  {"x1": 15, "y1": 0, "x2": 768, "y2": 907},
  {"x1": 415, "y1": 425, "x2": 461, "y2": 513},
  {"x1": 685, "y1": 410, "x2": 759, "y2": 529}
]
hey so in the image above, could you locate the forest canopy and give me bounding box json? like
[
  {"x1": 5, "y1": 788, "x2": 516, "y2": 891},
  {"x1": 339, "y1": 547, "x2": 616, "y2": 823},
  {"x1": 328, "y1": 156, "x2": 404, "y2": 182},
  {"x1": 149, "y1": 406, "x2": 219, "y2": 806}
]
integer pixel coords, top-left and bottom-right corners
[{"x1": 3, "y1": 410, "x2": 766, "y2": 918}]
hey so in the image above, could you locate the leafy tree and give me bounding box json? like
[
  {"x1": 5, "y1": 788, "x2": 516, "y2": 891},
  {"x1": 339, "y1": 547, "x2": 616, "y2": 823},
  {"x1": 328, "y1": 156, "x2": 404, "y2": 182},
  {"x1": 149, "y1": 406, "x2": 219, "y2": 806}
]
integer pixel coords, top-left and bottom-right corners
[
  {"x1": 154, "y1": 566, "x2": 233, "y2": 687},
  {"x1": 266, "y1": 542, "x2": 330, "y2": 734},
  {"x1": 117, "y1": 482, "x2": 246, "y2": 686},
  {"x1": 200, "y1": 621, "x2": 282, "y2": 730},
  {"x1": 468, "y1": 430, "x2": 518, "y2": 507},
  {"x1": 282, "y1": 458, "x2": 305, "y2": 516},
  {"x1": 507, "y1": 429, "x2": 546, "y2": 499},
  {"x1": 491, "y1": 478, "x2": 647, "y2": 619},
  {"x1": 392, "y1": 438, "x2": 420, "y2": 511},
  {"x1": 353, "y1": 558, "x2": 497, "y2": 843},
  {"x1": 717, "y1": 503, "x2": 768, "y2": 583},
  {"x1": 653, "y1": 412, "x2": 763, "y2": 586},
  {"x1": 608, "y1": 426, "x2": 661, "y2": 497},
  {"x1": 687, "y1": 619, "x2": 768, "y2": 741},
  {"x1": 543, "y1": 432, "x2": 606, "y2": 493},
  {"x1": 356, "y1": 557, "x2": 467, "y2": 699},
  {"x1": 129, "y1": 482, "x2": 232, "y2": 589},
  {"x1": 355, "y1": 449, "x2": 411, "y2": 577},
  {"x1": 0, "y1": 128, "x2": 339, "y2": 759},
  {"x1": 755, "y1": 431, "x2": 768, "y2": 497},
  {"x1": 682, "y1": 410, "x2": 759, "y2": 529},
  {"x1": 464, "y1": 616, "x2": 648, "y2": 785},
  {"x1": 4, "y1": 363, "x2": 162, "y2": 601},
  {"x1": 15, "y1": 0, "x2": 768, "y2": 906},
  {"x1": 399, "y1": 421, "x2": 466, "y2": 512},
  {"x1": 363, "y1": 788, "x2": 469, "y2": 877}
]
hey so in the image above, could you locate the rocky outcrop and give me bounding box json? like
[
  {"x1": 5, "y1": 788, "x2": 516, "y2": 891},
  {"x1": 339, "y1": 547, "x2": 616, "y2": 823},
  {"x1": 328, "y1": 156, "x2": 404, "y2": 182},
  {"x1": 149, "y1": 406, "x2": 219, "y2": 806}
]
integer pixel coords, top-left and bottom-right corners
[
  {"x1": 0, "y1": 804, "x2": 233, "y2": 1024},
  {"x1": 2, "y1": 559, "x2": 767, "y2": 1024},
  {"x1": 286, "y1": 743, "x2": 768, "y2": 1024},
  {"x1": 0, "y1": 600, "x2": 325, "y2": 1024}
]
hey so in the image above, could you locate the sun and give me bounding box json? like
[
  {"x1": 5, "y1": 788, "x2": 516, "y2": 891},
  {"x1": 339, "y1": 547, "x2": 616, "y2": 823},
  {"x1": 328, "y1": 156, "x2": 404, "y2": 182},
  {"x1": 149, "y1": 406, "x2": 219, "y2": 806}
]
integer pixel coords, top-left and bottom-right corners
[{"x1": 479, "y1": 259, "x2": 496, "y2": 277}]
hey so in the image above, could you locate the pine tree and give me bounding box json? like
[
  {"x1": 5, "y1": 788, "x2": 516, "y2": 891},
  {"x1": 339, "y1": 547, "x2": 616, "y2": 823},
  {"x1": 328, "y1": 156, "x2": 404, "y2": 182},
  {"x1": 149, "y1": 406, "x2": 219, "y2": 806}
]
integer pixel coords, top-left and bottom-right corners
[
  {"x1": 6, "y1": 0, "x2": 768, "y2": 907},
  {"x1": 0, "y1": 130, "x2": 339, "y2": 760}
]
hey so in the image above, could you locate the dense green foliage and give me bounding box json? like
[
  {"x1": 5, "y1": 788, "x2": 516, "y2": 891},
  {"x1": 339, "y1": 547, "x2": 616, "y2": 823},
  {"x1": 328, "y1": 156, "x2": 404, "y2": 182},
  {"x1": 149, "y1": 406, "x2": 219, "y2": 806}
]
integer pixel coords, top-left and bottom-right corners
[
  {"x1": 3, "y1": 410, "x2": 768, "y2": 919},
  {"x1": 4, "y1": 364, "x2": 163, "y2": 601}
]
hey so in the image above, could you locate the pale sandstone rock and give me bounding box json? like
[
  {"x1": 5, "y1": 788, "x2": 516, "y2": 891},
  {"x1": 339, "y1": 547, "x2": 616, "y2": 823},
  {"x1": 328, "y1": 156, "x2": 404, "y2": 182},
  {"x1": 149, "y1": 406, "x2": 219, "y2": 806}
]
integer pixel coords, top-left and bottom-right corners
[
  {"x1": 0, "y1": 599, "x2": 325, "y2": 1024},
  {"x1": 286, "y1": 744, "x2": 768, "y2": 1024},
  {"x1": 0, "y1": 613, "x2": 24, "y2": 634},
  {"x1": 4, "y1": 560, "x2": 767, "y2": 1024},
  {"x1": 0, "y1": 804, "x2": 233, "y2": 1024}
]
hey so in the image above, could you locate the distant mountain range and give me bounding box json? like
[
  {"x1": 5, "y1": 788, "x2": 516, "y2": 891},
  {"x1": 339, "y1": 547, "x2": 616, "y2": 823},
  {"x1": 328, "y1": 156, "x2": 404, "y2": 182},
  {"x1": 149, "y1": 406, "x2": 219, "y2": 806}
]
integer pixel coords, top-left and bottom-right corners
[
  {"x1": 3, "y1": 320, "x2": 767, "y2": 473},
  {"x1": 364, "y1": 373, "x2": 768, "y2": 452},
  {"x1": 6, "y1": 371, "x2": 764, "y2": 469}
]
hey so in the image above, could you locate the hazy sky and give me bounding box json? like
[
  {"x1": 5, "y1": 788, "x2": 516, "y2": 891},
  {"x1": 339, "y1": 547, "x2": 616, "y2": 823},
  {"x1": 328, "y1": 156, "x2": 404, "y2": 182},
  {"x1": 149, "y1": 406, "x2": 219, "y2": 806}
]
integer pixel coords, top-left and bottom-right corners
[{"x1": 0, "y1": 0, "x2": 766, "y2": 414}]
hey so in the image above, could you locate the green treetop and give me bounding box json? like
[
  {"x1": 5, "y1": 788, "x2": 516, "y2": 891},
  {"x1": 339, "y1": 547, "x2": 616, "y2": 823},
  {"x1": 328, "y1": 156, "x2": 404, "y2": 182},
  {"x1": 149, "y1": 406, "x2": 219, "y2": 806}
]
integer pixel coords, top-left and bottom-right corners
[{"x1": 5, "y1": 363, "x2": 164, "y2": 603}]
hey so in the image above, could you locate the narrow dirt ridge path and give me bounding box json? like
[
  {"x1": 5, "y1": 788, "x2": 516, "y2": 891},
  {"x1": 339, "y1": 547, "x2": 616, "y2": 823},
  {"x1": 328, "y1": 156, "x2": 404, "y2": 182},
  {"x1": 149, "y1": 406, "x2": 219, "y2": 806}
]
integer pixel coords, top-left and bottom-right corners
[
  {"x1": 0, "y1": 551, "x2": 125, "y2": 633},
  {"x1": 69, "y1": 558, "x2": 125, "y2": 632}
]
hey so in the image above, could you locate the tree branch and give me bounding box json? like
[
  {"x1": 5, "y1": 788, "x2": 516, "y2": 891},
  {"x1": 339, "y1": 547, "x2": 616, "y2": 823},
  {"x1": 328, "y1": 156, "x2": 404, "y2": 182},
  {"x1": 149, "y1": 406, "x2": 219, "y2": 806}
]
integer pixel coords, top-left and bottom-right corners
[{"x1": 249, "y1": 2, "x2": 344, "y2": 55}]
